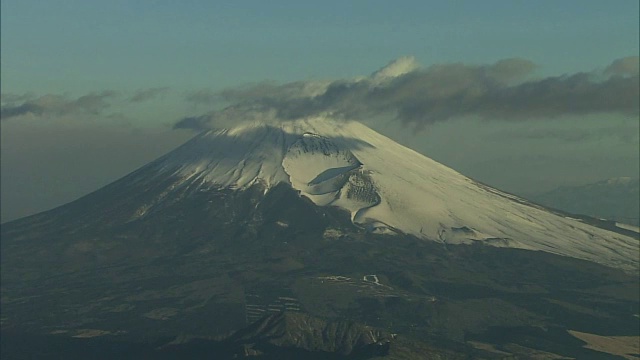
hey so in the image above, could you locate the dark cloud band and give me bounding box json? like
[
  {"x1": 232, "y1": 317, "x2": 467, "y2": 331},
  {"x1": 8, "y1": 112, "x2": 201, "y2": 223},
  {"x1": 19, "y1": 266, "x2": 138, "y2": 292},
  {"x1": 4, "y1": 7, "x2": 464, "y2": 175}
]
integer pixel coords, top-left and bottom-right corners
[
  {"x1": 174, "y1": 56, "x2": 639, "y2": 130},
  {"x1": 1, "y1": 91, "x2": 117, "y2": 121}
]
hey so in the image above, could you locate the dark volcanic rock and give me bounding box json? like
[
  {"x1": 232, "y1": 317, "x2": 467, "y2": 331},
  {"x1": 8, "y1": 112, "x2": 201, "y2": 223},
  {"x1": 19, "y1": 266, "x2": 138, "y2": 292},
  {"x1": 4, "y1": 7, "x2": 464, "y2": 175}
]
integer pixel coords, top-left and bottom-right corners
[{"x1": 230, "y1": 312, "x2": 391, "y2": 356}]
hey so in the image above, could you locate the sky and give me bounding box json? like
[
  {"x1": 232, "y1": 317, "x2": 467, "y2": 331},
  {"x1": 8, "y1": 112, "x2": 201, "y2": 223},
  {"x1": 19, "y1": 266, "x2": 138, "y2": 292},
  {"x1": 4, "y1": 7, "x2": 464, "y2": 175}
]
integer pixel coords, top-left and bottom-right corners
[{"x1": 1, "y1": 0, "x2": 639, "y2": 222}]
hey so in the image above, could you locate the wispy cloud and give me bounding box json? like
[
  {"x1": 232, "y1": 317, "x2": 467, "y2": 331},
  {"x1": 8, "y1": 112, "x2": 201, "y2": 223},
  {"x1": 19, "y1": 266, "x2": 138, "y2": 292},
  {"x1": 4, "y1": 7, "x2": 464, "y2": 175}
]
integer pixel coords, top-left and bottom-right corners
[
  {"x1": 185, "y1": 88, "x2": 220, "y2": 105},
  {"x1": 1, "y1": 91, "x2": 117, "y2": 121},
  {"x1": 604, "y1": 56, "x2": 639, "y2": 77},
  {"x1": 0, "y1": 92, "x2": 37, "y2": 104},
  {"x1": 174, "y1": 56, "x2": 639, "y2": 130},
  {"x1": 129, "y1": 87, "x2": 169, "y2": 103}
]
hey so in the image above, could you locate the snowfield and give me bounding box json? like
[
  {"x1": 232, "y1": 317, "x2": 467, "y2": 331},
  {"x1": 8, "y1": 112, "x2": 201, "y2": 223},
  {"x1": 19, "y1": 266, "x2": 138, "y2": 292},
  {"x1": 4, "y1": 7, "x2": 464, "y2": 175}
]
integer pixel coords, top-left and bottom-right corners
[{"x1": 155, "y1": 117, "x2": 639, "y2": 271}]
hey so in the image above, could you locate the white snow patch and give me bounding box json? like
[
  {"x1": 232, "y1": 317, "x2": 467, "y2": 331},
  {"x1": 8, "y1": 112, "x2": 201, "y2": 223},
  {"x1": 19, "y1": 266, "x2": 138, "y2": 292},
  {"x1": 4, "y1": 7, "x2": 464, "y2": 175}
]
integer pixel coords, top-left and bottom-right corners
[
  {"x1": 363, "y1": 275, "x2": 380, "y2": 285},
  {"x1": 323, "y1": 228, "x2": 344, "y2": 240},
  {"x1": 607, "y1": 177, "x2": 633, "y2": 185},
  {"x1": 275, "y1": 221, "x2": 289, "y2": 228},
  {"x1": 153, "y1": 117, "x2": 639, "y2": 271},
  {"x1": 616, "y1": 222, "x2": 640, "y2": 234}
]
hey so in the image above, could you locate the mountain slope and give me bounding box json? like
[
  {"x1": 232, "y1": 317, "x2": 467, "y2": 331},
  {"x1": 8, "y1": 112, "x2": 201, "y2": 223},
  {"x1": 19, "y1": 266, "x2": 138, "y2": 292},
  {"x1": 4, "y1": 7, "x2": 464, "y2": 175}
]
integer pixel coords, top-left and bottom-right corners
[
  {"x1": 2, "y1": 117, "x2": 638, "y2": 359},
  {"x1": 147, "y1": 117, "x2": 638, "y2": 271}
]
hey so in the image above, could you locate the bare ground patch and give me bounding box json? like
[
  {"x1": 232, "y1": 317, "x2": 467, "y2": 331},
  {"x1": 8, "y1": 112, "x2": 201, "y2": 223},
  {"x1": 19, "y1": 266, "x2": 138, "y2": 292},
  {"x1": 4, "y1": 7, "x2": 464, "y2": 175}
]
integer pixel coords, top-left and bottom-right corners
[{"x1": 569, "y1": 330, "x2": 640, "y2": 360}]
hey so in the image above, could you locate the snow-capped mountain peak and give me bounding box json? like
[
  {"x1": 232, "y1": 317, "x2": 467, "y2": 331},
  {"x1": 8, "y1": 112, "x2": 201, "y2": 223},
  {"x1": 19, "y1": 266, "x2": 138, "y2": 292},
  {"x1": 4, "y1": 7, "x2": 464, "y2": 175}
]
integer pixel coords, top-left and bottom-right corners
[{"x1": 152, "y1": 117, "x2": 638, "y2": 271}]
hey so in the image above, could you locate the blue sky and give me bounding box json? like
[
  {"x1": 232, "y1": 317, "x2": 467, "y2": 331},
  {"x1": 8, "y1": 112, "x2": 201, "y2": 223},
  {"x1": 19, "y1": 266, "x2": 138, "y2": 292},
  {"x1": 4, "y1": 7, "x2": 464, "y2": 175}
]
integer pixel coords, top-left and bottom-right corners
[
  {"x1": 3, "y1": 0, "x2": 638, "y2": 97},
  {"x1": 1, "y1": 1, "x2": 639, "y2": 221}
]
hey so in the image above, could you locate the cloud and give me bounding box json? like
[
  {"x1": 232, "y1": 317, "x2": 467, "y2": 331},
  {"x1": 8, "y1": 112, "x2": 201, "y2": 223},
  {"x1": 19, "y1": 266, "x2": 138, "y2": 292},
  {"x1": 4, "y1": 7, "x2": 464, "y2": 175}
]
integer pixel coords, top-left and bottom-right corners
[
  {"x1": 371, "y1": 56, "x2": 421, "y2": 82},
  {"x1": 1, "y1": 91, "x2": 117, "y2": 121},
  {"x1": 129, "y1": 87, "x2": 169, "y2": 102},
  {"x1": 173, "y1": 56, "x2": 639, "y2": 131},
  {"x1": 1, "y1": 92, "x2": 37, "y2": 104},
  {"x1": 492, "y1": 126, "x2": 640, "y2": 143},
  {"x1": 604, "y1": 56, "x2": 639, "y2": 76},
  {"x1": 173, "y1": 114, "x2": 213, "y2": 130},
  {"x1": 1, "y1": 103, "x2": 42, "y2": 119},
  {"x1": 185, "y1": 88, "x2": 220, "y2": 105},
  {"x1": 173, "y1": 105, "x2": 280, "y2": 130}
]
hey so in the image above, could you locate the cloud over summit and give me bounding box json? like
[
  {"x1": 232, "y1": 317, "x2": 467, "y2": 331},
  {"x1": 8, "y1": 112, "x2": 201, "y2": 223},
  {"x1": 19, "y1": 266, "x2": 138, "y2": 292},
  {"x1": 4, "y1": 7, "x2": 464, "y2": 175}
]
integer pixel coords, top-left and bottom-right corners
[{"x1": 175, "y1": 56, "x2": 639, "y2": 131}]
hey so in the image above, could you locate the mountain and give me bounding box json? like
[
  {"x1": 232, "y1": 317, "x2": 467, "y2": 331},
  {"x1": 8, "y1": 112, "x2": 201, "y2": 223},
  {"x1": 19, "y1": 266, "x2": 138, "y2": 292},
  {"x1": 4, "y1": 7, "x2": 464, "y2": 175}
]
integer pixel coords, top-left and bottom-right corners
[
  {"x1": 530, "y1": 177, "x2": 640, "y2": 227},
  {"x1": 2, "y1": 118, "x2": 638, "y2": 359},
  {"x1": 146, "y1": 118, "x2": 637, "y2": 270}
]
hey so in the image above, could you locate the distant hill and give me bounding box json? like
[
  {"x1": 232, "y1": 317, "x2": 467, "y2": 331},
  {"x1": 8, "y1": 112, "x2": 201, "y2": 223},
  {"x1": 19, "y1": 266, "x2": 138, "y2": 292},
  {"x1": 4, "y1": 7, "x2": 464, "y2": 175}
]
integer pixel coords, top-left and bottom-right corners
[{"x1": 530, "y1": 177, "x2": 639, "y2": 226}]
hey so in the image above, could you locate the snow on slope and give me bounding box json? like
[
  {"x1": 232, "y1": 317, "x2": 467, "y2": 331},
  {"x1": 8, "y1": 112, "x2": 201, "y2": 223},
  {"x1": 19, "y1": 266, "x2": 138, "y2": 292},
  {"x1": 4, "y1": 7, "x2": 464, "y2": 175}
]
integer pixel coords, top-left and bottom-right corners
[
  {"x1": 616, "y1": 222, "x2": 640, "y2": 234},
  {"x1": 155, "y1": 117, "x2": 639, "y2": 271}
]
